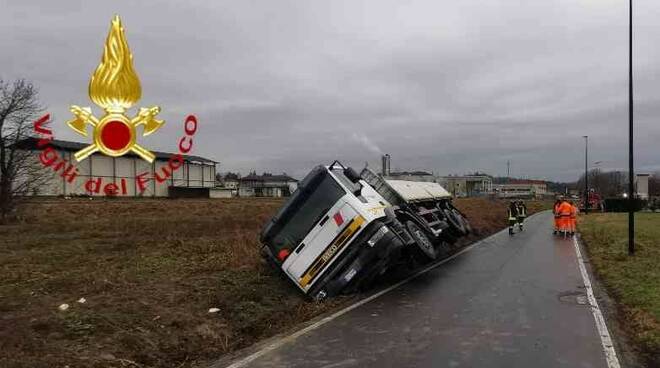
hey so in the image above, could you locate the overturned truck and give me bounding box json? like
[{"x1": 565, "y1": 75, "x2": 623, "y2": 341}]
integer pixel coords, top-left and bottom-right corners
[{"x1": 260, "y1": 161, "x2": 471, "y2": 300}]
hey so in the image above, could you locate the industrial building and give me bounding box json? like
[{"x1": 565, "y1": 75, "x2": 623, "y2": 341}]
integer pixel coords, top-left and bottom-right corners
[
  {"x1": 635, "y1": 174, "x2": 650, "y2": 199},
  {"x1": 437, "y1": 175, "x2": 494, "y2": 197},
  {"x1": 239, "y1": 172, "x2": 298, "y2": 197},
  {"x1": 381, "y1": 155, "x2": 438, "y2": 183},
  {"x1": 380, "y1": 154, "x2": 493, "y2": 197},
  {"x1": 18, "y1": 138, "x2": 217, "y2": 197},
  {"x1": 494, "y1": 179, "x2": 549, "y2": 199}
]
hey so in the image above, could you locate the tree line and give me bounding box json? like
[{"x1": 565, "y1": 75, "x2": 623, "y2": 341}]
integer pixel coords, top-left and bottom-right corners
[{"x1": 576, "y1": 168, "x2": 660, "y2": 198}]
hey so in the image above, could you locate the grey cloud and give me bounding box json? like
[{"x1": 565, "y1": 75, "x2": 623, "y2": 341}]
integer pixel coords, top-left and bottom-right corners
[{"x1": 1, "y1": 0, "x2": 658, "y2": 181}]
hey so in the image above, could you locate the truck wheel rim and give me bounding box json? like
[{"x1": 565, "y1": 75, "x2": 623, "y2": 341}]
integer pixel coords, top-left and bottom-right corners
[
  {"x1": 415, "y1": 229, "x2": 433, "y2": 252},
  {"x1": 444, "y1": 208, "x2": 464, "y2": 233},
  {"x1": 453, "y1": 209, "x2": 470, "y2": 232},
  {"x1": 408, "y1": 222, "x2": 435, "y2": 259}
]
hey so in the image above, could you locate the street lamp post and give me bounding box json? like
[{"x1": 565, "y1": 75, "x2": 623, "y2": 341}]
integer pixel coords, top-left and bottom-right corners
[
  {"x1": 628, "y1": 0, "x2": 635, "y2": 255},
  {"x1": 583, "y1": 135, "x2": 589, "y2": 214}
]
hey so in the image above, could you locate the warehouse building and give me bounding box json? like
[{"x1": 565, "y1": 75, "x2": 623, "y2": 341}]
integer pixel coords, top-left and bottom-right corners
[
  {"x1": 239, "y1": 172, "x2": 298, "y2": 197},
  {"x1": 18, "y1": 138, "x2": 217, "y2": 197},
  {"x1": 385, "y1": 170, "x2": 493, "y2": 198},
  {"x1": 494, "y1": 179, "x2": 548, "y2": 199},
  {"x1": 437, "y1": 175, "x2": 494, "y2": 197}
]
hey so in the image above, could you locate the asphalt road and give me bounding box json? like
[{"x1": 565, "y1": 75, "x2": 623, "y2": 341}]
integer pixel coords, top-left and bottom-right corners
[{"x1": 224, "y1": 212, "x2": 611, "y2": 368}]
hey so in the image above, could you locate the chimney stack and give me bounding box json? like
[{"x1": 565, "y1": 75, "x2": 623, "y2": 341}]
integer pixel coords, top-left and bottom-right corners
[{"x1": 381, "y1": 154, "x2": 391, "y2": 176}]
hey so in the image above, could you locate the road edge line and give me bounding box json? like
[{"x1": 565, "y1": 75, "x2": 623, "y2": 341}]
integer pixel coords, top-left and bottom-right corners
[
  {"x1": 572, "y1": 236, "x2": 621, "y2": 368},
  {"x1": 221, "y1": 227, "x2": 512, "y2": 368}
]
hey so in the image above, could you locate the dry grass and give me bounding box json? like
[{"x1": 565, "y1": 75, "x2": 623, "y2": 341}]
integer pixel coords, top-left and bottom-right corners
[
  {"x1": 0, "y1": 198, "x2": 349, "y2": 368},
  {"x1": 0, "y1": 197, "x2": 550, "y2": 367},
  {"x1": 453, "y1": 197, "x2": 552, "y2": 237}
]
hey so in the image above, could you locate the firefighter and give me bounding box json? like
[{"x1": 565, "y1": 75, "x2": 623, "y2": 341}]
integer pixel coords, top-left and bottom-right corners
[
  {"x1": 557, "y1": 198, "x2": 574, "y2": 237},
  {"x1": 507, "y1": 201, "x2": 518, "y2": 235},
  {"x1": 553, "y1": 197, "x2": 562, "y2": 235},
  {"x1": 516, "y1": 200, "x2": 527, "y2": 231}
]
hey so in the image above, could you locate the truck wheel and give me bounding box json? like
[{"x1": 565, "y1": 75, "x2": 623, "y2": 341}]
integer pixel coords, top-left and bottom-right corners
[
  {"x1": 454, "y1": 209, "x2": 472, "y2": 234},
  {"x1": 406, "y1": 221, "x2": 437, "y2": 261},
  {"x1": 441, "y1": 205, "x2": 467, "y2": 236},
  {"x1": 354, "y1": 259, "x2": 389, "y2": 292}
]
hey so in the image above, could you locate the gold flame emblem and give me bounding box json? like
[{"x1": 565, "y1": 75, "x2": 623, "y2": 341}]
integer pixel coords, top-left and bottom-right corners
[{"x1": 67, "y1": 15, "x2": 164, "y2": 162}]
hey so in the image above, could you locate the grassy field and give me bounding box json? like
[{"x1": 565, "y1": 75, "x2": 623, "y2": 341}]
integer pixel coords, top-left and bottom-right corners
[
  {"x1": 0, "y1": 197, "x2": 549, "y2": 367},
  {"x1": 579, "y1": 213, "x2": 660, "y2": 364}
]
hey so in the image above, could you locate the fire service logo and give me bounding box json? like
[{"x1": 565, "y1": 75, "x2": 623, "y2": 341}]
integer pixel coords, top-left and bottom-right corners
[
  {"x1": 33, "y1": 15, "x2": 199, "y2": 196},
  {"x1": 67, "y1": 15, "x2": 163, "y2": 163}
]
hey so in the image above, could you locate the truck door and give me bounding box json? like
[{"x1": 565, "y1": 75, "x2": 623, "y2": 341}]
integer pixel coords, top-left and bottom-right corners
[{"x1": 286, "y1": 201, "x2": 362, "y2": 290}]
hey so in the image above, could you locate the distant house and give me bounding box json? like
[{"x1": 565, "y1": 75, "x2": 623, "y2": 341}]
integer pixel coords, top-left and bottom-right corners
[
  {"x1": 239, "y1": 172, "x2": 298, "y2": 197},
  {"x1": 210, "y1": 172, "x2": 241, "y2": 198},
  {"x1": 221, "y1": 172, "x2": 240, "y2": 190}
]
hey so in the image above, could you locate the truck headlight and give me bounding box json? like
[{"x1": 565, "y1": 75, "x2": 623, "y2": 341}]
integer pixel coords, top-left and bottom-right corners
[{"x1": 367, "y1": 226, "x2": 389, "y2": 247}]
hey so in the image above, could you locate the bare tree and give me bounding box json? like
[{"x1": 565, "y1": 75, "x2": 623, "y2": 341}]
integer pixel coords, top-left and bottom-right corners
[
  {"x1": 576, "y1": 169, "x2": 627, "y2": 198},
  {"x1": 0, "y1": 79, "x2": 50, "y2": 223}
]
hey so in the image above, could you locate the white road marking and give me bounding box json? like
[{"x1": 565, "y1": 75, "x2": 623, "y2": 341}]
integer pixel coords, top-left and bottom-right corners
[
  {"x1": 572, "y1": 237, "x2": 621, "y2": 368},
  {"x1": 221, "y1": 226, "x2": 511, "y2": 368}
]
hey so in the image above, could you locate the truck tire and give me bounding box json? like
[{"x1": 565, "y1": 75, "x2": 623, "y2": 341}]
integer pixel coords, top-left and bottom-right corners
[
  {"x1": 440, "y1": 204, "x2": 467, "y2": 236},
  {"x1": 353, "y1": 258, "x2": 390, "y2": 292},
  {"x1": 406, "y1": 220, "x2": 437, "y2": 261},
  {"x1": 453, "y1": 208, "x2": 471, "y2": 235}
]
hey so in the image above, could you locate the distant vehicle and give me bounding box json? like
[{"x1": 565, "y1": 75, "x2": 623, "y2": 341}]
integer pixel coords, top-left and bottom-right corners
[
  {"x1": 579, "y1": 190, "x2": 603, "y2": 211},
  {"x1": 260, "y1": 161, "x2": 471, "y2": 300}
]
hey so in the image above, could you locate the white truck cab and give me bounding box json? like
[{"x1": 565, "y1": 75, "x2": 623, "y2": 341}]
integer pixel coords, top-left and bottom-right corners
[{"x1": 261, "y1": 161, "x2": 470, "y2": 300}]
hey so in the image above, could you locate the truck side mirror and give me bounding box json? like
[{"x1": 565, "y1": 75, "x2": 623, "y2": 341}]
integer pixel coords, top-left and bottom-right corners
[{"x1": 343, "y1": 167, "x2": 361, "y2": 183}]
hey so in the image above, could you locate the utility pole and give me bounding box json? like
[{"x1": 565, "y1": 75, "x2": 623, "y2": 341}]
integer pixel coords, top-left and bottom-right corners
[
  {"x1": 506, "y1": 160, "x2": 510, "y2": 182},
  {"x1": 583, "y1": 136, "x2": 589, "y2": 214},
  {"x1": 628, "y1": 0, "x2": 635, "y2": 255}
]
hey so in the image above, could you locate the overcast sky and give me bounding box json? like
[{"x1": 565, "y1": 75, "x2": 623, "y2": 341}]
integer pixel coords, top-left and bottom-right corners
[{"x1": 1, "y1": 0, "x2": 658, "y2": 181}]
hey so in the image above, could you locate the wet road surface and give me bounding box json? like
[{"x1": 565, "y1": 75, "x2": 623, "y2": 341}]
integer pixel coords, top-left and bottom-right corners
[{"x1": 224, "y1": 212, "x2": 609, "y2": 368}]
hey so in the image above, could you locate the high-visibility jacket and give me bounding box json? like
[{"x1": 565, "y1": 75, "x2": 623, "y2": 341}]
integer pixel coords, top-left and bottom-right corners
[
  {"x1": 553, "y1": 202, "x2": 562, "y2": 218},
  {"x1": 568, "y1": 204, "x2": 578, "y2": 232},
  {"x1": 557, "y1": 201, "x2": 573, "y2": 231},
  {"x1": 557, "y1": 201, "x2": 572, "y2": 217}
]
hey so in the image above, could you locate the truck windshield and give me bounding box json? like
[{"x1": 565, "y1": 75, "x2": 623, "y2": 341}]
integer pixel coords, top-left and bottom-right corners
[{"x1": 261, "y1": 167, "x2": 345, "y2": 255}]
